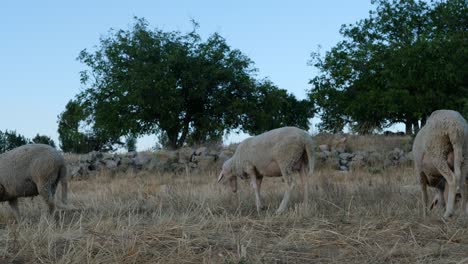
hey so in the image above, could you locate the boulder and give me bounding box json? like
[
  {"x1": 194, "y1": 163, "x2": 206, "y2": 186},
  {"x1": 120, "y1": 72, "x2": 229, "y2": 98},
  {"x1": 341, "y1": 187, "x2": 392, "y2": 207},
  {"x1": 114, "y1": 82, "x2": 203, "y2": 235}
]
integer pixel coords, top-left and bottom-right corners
[
  {"x1": 318, "y1": 144, "x2": 329, "y2": 152},
  {"x1": 134, "y1": 152, "x2": 153, "y2": 169},
  {"x1": 194, "y1": 147, "x2": 207, "y2": 156},
  {"x1": 178, "y1": 147, "x2": 194, "y2": 164},
  {"x1": 339, "y1": 152, "x2": 353, "y2": 160}
]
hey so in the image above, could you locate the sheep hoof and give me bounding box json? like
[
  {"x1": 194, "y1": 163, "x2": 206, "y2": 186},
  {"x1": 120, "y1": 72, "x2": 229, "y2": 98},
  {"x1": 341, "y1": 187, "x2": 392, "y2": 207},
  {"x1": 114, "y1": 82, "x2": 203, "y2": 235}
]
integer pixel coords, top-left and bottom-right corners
[
  {"x1": 443, "y1": 211, "x2": 454, "y2": 219},
  {"x1": 257, "y1": 205, "x2": 267, "y2": 212},
  {"x1": 275, "y1": 208, "x2": 286, "y2": 214}
]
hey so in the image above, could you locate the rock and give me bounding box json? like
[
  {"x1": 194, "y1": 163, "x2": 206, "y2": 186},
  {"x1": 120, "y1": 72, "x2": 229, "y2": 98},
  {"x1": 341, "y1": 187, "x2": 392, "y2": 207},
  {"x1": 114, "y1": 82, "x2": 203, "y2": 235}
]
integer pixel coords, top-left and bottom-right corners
[
  {"x1": 318, "y1": 144, "x2": 329, "y2": 152},
  {"x1": 104, "y1": 159, "x2": 118, "y2": 170},
  {"x1": 134, "y1": 152, "x2": 153, "y2": 169},
  {"x1": 102, "y1": 153, "x2": 114, "y2": 160},
  {"x1": 219, "y1": 150, "x2": 234, "y2": 162},
  {"x1": 126, "y1": 151, "x2": 137, "y2": 158},
  {"x1": 385, "y1": 148, "x2": 405, "y2": 166},
  {"x1": 195, "y1": 155, "x2": 217, "y2": 171},
  {"x1": 349, "y1": 159, "x2": 365, "y2": 170},
  {"x1": 155, "y1": 150, "x2": 177, "y2": 164},
  {"x1": 178, "y1": 147, "x2": 194, "y2": 164},
  {"x1": 339, "y1": 159, "x2": 349, "y2": 166},
  {"x1": 405, "y1": 151, "x2": 413, "y2": 161},
  {"x1": 85, "y1": 151, "x2": 103, "y2": 163},
  {"x1": 339, "y1": 152, "x2": 353, "y2": 160},
  {"x1": 317, "y1": 151, "x2": 328, "y2": 161},
  {"x1": 367, "y1": 152, "x2": 383, "y2": 166},
  {"x1": 120, "y1": 156, "x2": 134, "y2": 166},
  {"x1": 353, "y1": 151, "x2": 368, "y2": 161},
  {"x1": 194, "y1": 147, "x2": 207, "y2": 156},
  {"x1": 339, "y1": 166, "x2": 349, "y2": 171}
]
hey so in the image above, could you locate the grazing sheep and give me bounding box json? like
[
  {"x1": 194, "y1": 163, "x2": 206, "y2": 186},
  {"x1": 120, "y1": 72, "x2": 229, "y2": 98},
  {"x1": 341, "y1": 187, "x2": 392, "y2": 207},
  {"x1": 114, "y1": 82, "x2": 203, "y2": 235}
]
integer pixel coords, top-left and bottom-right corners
[
  {"x1": 413, "y1": 110, "x2": 468, "y2": 218},
  {"x1": 429, "y1": 178, "x2": 461, "y2": 210},
  {"x1": 217, "y1": 127, "x2": 315, "y2": 213},
  {"x1": 0, "y1": 144, "x2": 68, "y2": 219}
]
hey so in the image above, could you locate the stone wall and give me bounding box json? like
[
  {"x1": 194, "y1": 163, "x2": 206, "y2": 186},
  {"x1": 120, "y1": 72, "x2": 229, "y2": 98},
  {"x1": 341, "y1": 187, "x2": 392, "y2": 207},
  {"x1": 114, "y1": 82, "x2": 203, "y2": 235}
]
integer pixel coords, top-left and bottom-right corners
[
  {"x1": 316, "y1": 143, "x2": 413, "y2": 171},
  {"x1": 65, "y1": 138, "x2": 414, "y2": 178},
  {"x1": 65, "y1": 145, "x2": 237, "y2": 178}
]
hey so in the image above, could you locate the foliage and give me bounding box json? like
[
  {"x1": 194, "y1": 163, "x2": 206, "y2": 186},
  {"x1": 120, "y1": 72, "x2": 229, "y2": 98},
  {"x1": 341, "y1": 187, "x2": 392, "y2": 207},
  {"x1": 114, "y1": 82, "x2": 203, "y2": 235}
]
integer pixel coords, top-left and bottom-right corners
[
  {"x1": 241, "y1": 80, "x2": 314, "y2": 135},
  {"x1": 0, "y1": 130, "x2": 31, "y2": 153},
  {"x1": 308, "y1": 0, "x2": 467, "y2": 134},
  {"x1": 125, "y1": 135, "x2": 137, "y2": 152},
  {"x1": 65, "y1": 18, "x2": 312, "y2": 151},
  {"x1": 32, "y1": 134, "x2": 56, "y2": 148},
  {"x1": 58, "y1": 100, "x2": 118, "y2": 153}
]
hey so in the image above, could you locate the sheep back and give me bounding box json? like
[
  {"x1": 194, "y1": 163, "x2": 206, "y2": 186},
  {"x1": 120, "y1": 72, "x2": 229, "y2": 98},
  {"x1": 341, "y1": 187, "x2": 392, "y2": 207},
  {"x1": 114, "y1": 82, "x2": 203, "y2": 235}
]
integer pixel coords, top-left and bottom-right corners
[
  {"x1": 229, "y1": 127, "x2": 314, "y2": 176},
  {"x1": 0, "y1": 144, "x2": 65, "y2": 201}
]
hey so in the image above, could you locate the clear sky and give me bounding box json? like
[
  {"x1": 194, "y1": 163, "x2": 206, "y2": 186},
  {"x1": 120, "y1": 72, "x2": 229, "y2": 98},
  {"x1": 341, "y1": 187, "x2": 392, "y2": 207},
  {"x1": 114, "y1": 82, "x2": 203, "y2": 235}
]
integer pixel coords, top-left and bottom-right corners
[{"x1": 0, "y1": 0, "x2": 374, "y2": 151}]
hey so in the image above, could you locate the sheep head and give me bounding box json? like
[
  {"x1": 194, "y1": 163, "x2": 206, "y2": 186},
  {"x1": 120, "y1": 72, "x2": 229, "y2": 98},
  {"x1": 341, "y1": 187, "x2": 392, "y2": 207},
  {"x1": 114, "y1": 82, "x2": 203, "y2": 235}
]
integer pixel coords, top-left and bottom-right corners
[{"x1": 217, "y1": 158, "x2": 238, "y2": 193}]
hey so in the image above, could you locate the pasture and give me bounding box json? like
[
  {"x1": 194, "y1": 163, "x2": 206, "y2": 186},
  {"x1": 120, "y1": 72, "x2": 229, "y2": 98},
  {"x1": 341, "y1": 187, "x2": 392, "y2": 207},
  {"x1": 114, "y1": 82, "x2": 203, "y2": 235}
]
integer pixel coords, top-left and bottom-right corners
[{"x1": 0, "y1": 163, "x2": 467, "y2": 263}]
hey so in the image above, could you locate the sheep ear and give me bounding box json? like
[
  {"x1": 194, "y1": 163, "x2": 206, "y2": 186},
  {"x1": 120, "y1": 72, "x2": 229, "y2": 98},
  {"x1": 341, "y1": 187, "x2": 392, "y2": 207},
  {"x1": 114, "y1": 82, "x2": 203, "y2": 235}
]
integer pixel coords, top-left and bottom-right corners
[{"x1": 217, "y1": 171, "x2": 224, "y2": 183}]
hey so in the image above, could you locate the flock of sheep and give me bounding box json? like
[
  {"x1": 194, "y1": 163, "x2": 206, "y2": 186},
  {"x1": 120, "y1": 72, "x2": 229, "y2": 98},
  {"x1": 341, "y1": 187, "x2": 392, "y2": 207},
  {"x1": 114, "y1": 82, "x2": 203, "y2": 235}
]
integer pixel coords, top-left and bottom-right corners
[{"x1": 0, "y1": 109, "x2": 467, "y2": 220}]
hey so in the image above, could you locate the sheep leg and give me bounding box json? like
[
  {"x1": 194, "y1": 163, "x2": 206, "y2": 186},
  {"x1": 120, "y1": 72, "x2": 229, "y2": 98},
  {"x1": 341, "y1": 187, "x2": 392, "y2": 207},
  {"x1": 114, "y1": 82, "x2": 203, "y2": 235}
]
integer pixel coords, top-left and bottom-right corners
[
  {"x1": 37, "y1": 179, "x2": 57, "y2": 215},
  {"x1": 300, "y1": 166, "x2": 309, "y2": 205},
  {"x1": 8, "y1": 199, "x2": 20, "y2": 220},
  {"x1": 435, "y1": 160, "x2": 458, "y2": 218},
  {"x1": 276, "y1": 168, "x2": 295, "y2": 214},
  {"x1": 437, "y1": 187, "x2": 446, "y2": 208},
  {"x1": 246, "y1": 166, "x2": 264, "y2": 212},
  {"x1": 430, "y1": 188, "x2": 445, "y2": 211},
  {"x1": 59, "y1": 166, "x2": 68, "y2": 206},
  {"x1": 421, "y1": 181, "x2": 428, "y2": 217},
  {"x1": 419, "y1": 171, "x2": 429, "y2": 217},
  {"x1": 251, "y1": 176, "x2": 264, "y2": 212}
]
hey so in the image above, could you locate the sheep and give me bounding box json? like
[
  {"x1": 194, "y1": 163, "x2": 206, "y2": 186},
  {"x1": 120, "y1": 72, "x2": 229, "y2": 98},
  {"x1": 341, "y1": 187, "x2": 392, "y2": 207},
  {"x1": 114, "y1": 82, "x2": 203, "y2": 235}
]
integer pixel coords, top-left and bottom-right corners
[
  {"x1": 412, "y1": 109, "x2": 468, "y2": 218},
  {"x1": 217, "y1": 126, "x2": 315, "y2": 213},
  {"x1": 0, "y1": 144, "x2": 68, "y2": 219},
  {"x1": 429, "y1": 178, "x2": 461, "y2": 210}
]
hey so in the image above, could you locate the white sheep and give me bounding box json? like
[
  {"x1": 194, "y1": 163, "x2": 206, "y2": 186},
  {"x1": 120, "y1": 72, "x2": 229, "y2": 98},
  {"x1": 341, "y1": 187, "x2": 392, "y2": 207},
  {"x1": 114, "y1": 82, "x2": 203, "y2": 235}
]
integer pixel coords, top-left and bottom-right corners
[
  {"x1": 217, "y1": 126, "x2": 315, "y2": 213},
  {"x1": 429, "y1": 177, "x2": 461, "y2": 210},
  {"x1": 412, "y1": 110, "x2": 468, "y2": 218},
  {"x1": 0, "y1": 144, "x2": 68, "y2": 219}
]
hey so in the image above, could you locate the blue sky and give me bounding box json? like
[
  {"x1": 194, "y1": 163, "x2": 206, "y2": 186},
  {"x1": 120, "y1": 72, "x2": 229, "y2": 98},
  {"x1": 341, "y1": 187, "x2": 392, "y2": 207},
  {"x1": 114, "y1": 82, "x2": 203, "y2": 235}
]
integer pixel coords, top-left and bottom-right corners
[{"x1": 0, "y1": 0, "x2": 374, "y2": 151}]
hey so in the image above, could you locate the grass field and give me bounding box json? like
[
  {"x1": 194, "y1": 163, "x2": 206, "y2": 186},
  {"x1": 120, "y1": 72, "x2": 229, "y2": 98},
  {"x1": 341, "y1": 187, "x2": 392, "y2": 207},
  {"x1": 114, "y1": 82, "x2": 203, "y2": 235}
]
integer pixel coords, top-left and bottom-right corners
[{"x1": 0, "y1": 165, "x2": 467, "y2": 263}]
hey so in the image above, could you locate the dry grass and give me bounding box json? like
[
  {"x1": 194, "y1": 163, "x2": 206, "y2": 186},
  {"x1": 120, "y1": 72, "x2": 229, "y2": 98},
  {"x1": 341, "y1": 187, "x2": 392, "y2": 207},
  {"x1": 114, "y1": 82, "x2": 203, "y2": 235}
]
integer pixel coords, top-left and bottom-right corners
[{"x1": 0, "y1": 165, "x2": 468, "y2": 264}]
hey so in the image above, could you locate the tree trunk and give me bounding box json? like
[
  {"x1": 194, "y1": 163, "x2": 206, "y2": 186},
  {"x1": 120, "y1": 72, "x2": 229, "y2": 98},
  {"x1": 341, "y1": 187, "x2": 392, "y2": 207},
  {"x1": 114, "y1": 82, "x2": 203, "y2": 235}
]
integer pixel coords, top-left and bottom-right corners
[
  {"x1": 412, "y1": 120, "x2": 420, "y2": 135},
  {"x1": 421, "y1": 115, "x2": 427, "y2": 127},
  {"x1": 176, "y1": 116, "x2": 191, "y2": 148},
  {"x1": 168, "y1": 136, "x2": 178, "y2": 150},
  {"x1": 405, "y1": 120, "x2": 413, "y2": 135}
]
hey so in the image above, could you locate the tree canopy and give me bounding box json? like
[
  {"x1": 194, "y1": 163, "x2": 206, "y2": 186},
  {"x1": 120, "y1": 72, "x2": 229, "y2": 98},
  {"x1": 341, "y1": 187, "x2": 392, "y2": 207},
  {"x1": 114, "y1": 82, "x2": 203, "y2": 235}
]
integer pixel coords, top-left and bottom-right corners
[
  {"x1": 0, "y1": 131, "x2": 56, "y2": 153},
  {"x1": 60, "y1": 18, "x2": 313, "y2": 151},
  {"x1": 32, "y1": 134, "x2": 56, "y2": 148},
  {"x1": 308, "y1": 0, "x2": 467, "y2": 134}
]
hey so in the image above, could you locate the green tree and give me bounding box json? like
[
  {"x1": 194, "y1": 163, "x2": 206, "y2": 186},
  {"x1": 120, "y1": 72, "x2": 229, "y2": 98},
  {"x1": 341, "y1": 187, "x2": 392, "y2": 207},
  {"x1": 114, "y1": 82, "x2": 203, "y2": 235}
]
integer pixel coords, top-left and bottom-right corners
[
  {"x1": 32, "y1": 134, "x2": 56, "y2": 148},
  {"x1": 125, "y1": 135, "x2": 137, "y2": 152},
  {"x1": 309, "y1": 0, "x2": 467, "y2": 134},
  {"x1": 70, "y1": 18, "x2": 312, "y2": 149},
  {"x1": 0, "y1": 130, "x2": 31, "y2": 153},
  {"x1": 58, "y1": 100, "x2": 118, "y2": 153},
  {"x1": 241, "y1": 80, "x2": 314, "y2": 135}
]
